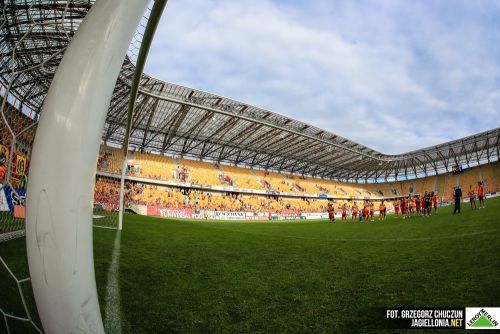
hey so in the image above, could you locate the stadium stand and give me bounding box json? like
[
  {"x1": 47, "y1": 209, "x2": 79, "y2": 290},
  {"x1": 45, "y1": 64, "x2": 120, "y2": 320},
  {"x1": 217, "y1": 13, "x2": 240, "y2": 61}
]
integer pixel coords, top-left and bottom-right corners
[
  {"x1": 98, "y1": 146, "x2": 123, "y2": 174},
  {"x1": 218, "y1": 164, "x2": 265, "y2": 190},
  {"x1": 131, "y1": 151, "x2": 176, "y2": 180},
  {"x1": 253, "y1": 169, "x2": 292, "y2": 193},
  {"x1": 0, "y1": 104, "x2": 36, "y2": 153},
  {"x1": 176, "y1": 158, "x2": 221, "y2": 185},
  {"x1": 95, "y1": 147, "x2": 500, "y2": 200},
  {"x1": 94, "y1": 176, "x2": 120, "y2": 210},
  {"x1": 92, "y1": 147, "x2": 499, "y2": 215},
  {"x1": 0, "y1": 0, "x2": 498, "y2": 221}
]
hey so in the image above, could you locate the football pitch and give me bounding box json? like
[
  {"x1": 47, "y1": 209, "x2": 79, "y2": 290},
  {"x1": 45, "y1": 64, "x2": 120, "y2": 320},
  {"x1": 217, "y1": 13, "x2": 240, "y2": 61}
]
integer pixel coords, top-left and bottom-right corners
[{"x1": 1, "y1": 198, "x2": 499, "y2": 333}]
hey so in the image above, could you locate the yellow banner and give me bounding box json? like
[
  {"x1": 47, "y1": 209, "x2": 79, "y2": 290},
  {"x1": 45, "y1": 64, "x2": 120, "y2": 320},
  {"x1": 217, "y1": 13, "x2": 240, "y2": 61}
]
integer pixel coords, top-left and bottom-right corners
[{"x1": 15, "y1": 154, "x2": 27, "y2": 175}]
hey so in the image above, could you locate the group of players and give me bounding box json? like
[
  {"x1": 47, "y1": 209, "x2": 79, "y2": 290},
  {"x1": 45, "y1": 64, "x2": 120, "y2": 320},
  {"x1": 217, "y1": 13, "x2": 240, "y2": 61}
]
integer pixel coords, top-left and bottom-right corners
[
  {"x1": 393, "y1": 191, "x2": 439, "y2": 219},
  {"x1": 326, "y1": 191, "x2": 439, "y2": 223},
  {"x1": 327, "y1": 200, "x2": 388, "y2": 222},
  {"x1": 466, "y1": 182, "x2": 486, "y2": 210},
  {"x1": 326, "y1": 181, "x2": 487, "y2": 222}
]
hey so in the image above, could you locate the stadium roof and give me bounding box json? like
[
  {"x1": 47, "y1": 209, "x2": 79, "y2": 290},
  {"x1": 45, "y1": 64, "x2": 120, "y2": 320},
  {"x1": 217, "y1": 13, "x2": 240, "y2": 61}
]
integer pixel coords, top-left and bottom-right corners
[{"x1": 1, "y1": 1, "x2": 499, "y2": 182}]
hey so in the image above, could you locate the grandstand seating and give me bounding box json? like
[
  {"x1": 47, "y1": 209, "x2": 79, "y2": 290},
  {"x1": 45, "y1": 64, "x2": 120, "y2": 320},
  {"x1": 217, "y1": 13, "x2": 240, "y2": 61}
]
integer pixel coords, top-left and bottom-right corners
[
  {"x1": 92, "y1": 147, "x2": 499, "y2": 213},
  {"x1": 0, "y1": 104, "x2": 36, "y2": 153},
  {"x1": 131, "y1": 151, "x2": 176, "y2": 180},
  {"x1": 253, "y1": 169, "x2": 293, "y2": 192},
  {"x1": 94, "y1": 177, "x2": 120, "y2": 210},
  {"x1": 482, "y1": 162, "x2": 500, "y2": 192},
  {"x1": 177, "y1": 158, "x2": 221, "y2": 185},
  {"x1": 94, "y1": 175, "x2": 394, "y2": 214},
  {"x1": 98, "y1": 146, "x2": 123, "y2": 174},
  {"x1": 218, "y1": 164, "x2": 265, "y2": 190},
  {"x1": 96, "y1": 147, "x2": 500, "y2": 203}
]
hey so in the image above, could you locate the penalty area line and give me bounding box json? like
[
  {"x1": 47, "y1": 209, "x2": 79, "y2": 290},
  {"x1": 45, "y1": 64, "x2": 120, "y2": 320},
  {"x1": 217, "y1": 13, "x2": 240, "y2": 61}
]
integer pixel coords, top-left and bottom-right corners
[{"x1": 104, "y1": 230, "x2": 122, "y2": 334}]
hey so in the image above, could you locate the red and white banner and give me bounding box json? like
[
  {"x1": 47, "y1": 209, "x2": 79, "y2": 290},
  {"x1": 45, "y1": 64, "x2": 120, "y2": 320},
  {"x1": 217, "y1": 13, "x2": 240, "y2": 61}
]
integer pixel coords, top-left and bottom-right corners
[
  {"x1": 147, "y1": 206, "x2": 193, "y2": 218},
  {"x1": 300, "y1": 212, "x2": 329, "y2": 220},
  {"x1": 270, "y1": 213, "x2": 302, "y2": 220},
  {"x1": 197, "y1": 210, "x2": 270, "y2": 220}
]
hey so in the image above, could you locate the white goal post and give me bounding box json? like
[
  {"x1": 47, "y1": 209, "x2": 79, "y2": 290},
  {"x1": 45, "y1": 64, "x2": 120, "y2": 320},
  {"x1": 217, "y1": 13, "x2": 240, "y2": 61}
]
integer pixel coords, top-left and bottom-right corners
[{"x1": 25, "y1": 1, "x2": 149, "y2": 333}]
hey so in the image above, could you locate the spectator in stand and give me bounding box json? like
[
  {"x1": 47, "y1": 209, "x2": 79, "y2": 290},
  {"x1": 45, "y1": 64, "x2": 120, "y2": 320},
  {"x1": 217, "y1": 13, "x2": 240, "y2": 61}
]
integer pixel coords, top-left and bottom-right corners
[
  {"x1": 0, "y1": 164, "x2": 5, "y2": 182},
  {"x1": 0, "y1": 145, "x2": 8, "y2": 165}
]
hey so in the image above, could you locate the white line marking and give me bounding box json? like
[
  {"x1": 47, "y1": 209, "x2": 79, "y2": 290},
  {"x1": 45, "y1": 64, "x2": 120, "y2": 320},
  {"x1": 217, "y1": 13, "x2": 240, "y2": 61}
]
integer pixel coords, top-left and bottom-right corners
[
  {"x1": 93, "y1": 225, "x2": 118, "y2": 230},
  {"x1": 104, "y1": 230, "x2": 122, "y2": 334},
  {"x1": 199, "y1": 225, "x2": 500, "y2": 242}
]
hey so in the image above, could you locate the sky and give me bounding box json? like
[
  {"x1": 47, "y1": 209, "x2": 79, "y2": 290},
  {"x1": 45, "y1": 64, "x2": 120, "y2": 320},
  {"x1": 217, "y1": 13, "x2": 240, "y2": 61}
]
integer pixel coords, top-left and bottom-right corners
[{"x1": 145, "y1": 0, "x2": 500, "y2": 154}]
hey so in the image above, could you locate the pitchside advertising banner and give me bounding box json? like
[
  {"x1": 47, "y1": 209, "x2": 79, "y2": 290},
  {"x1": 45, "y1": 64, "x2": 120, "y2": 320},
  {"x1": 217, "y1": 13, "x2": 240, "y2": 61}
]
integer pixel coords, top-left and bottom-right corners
[
  {"x1": 146, "y1": 207, "x2": 270, "y2": 220},
  {"x1": 202, "y1": 211, "x2": 269, "y2": 221},
  {"x1": 147, "y1": 206, "x2": 194, "y2": 218},
  {"x1": 380, "y1": 307, "x2": 500, "y2": 330},
  {"x1": 0, "y1": 185, "x2": 26, "y2": 217},
  {"x1": 270, "y1": 213, "x2": 302, "y2": 220},
  {"x1": 300, "y1": 212, "x2": 329, "y2": 220}
]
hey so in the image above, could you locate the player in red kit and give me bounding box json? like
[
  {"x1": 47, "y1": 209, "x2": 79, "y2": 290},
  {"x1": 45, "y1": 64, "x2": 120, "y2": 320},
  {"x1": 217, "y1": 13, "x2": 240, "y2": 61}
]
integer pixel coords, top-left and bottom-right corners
[
  {"x1": 369, "y1": 201, "x2": 375, "y2": 222},
  {"x1": 328, "y1": 203, "x2": 335, "y2": 222},
  {"x1": 401, "y1": 198, "x2": 407, "y2": 219},
  {"x1": 352, "y1": 202, "x2": 358, "y2": 221},
  {"x1": 415, "y1": 196, "x2": 421, "y2": 215},
  {"x1": 477, "y1": 181, "x2": 485, "y2": 209},
  {"x1": 468, "y1": 185, "x2": 476, "y2": 210},
  {"x1": 408, "y1": 197, "x2": 414, "y2": 215},
  {"x1": 432, "y1": 192, "x2": 439, "y2": 214},
  {"x1": 363, "y1": 201, "x2": 370, "y2": 222},
  {"x1": 378, "y1": 201, "x2": 386, "y2": 221},
  {"x1": 394, "y1": 199, "x2": 400, "y2": 220}
]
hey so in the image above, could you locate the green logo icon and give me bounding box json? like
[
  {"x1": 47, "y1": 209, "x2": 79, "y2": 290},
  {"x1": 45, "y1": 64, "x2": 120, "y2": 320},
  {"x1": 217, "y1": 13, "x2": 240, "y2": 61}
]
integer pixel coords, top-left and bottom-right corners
[{"x1": 470, "y1": 315, "x2": 495, "y2": 327}]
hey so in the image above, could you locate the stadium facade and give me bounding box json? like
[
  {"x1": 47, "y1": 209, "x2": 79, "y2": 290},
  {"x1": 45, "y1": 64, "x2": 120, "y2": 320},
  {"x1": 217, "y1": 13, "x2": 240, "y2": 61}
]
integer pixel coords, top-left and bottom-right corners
[{"x1": 1, "y1": 0, "x2": 499, "y2": 184}]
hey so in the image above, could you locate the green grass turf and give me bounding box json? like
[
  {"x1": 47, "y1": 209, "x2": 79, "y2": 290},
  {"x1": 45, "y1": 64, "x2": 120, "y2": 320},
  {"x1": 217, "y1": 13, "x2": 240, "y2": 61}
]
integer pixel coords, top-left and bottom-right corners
[{"x1": 0, "y1": 197, "x2": 499, "y2": 333}]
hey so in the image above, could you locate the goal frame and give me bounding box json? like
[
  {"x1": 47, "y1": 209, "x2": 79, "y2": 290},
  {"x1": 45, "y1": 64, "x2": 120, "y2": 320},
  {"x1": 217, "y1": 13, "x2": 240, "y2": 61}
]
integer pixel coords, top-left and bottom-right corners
[{"x1": 24, "y1": 1, "x2": 149, "y2": 332}]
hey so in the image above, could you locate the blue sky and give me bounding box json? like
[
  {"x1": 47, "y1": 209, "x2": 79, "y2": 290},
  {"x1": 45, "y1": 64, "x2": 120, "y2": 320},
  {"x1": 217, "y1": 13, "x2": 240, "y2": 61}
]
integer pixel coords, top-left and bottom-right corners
[{"x1": 145, "y1": 0, "x2": 500, "y2": 154}]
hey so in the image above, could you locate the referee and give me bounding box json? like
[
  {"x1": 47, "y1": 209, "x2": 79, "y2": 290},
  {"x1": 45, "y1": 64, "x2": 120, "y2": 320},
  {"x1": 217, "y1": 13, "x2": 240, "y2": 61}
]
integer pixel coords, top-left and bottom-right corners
[{"x1": 453, "y1": 186, "x2": 462, "y2": 214}]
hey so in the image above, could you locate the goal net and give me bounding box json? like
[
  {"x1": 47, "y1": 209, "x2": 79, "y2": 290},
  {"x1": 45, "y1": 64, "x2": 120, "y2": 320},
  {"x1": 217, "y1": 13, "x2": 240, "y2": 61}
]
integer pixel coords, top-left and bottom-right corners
[
  {"x1": 0, "y1": 98, "x2": 36, "y2": 243},
  {"x1": 94, "y1": 147, "x2": 123, "y2": 229},
  {"x1": 0, "y1": 0, "x2": 157, "y2": 332}
]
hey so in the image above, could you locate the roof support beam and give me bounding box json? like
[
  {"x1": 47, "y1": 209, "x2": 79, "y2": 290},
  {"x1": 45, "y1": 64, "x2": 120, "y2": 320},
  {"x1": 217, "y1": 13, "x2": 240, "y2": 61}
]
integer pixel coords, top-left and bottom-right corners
[{"x1": 161, "y1": 104, "x2": 191, "y2": 153}]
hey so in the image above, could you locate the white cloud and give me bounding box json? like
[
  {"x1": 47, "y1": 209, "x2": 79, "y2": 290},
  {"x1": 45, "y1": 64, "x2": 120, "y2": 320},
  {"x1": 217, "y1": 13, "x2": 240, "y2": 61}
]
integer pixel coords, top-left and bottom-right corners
[{"x1": 145, "y1": 0, "x2": 500, "y2": 154}]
